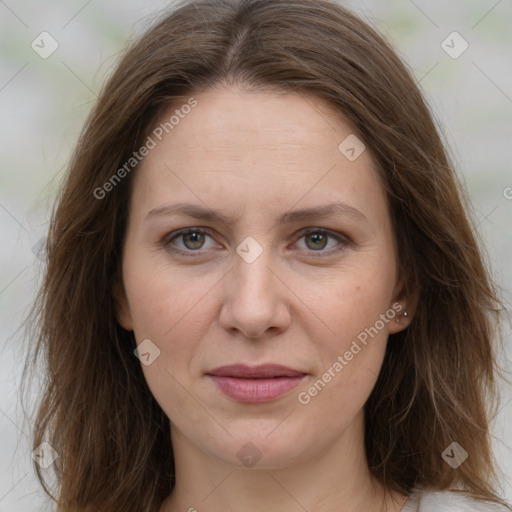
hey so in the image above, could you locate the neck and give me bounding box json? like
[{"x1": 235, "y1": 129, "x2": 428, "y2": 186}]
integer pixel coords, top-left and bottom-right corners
[{"x1": 160, "y1": 410, "x2": 408, "y2": 512}]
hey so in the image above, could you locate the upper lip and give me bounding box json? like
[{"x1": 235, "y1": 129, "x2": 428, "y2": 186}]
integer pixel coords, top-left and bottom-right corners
[{"x1": 206, "y1": 364, "x2": 306, "y2": 379}]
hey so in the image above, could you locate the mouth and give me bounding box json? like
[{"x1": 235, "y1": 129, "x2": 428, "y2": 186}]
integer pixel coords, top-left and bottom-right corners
[{"x1": 206, "y1": 364, "x2": 308, "y2": 403}]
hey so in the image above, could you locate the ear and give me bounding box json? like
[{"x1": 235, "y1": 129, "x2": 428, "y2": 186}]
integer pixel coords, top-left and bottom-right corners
[
  {"x1": 112, "y1": 279, "x2": 134, "y2": 332},
  {"x1": 387, "y1": 277, "x2": 419, "y2": 335}
]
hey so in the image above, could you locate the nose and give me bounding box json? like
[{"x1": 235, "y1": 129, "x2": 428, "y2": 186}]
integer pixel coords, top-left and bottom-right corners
[{"x1": 218, "y1": 246, "x2": 291, "y2": 340}]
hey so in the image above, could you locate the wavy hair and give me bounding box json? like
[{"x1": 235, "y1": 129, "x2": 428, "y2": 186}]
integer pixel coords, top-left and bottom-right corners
[{"x1": 23, "y1": 0, "x2": 511, "y2": 511}]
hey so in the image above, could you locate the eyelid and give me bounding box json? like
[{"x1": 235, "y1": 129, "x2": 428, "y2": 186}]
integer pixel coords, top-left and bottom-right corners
[{"x1": 162, "y1": 226, "x2": 350, "y2": 257}]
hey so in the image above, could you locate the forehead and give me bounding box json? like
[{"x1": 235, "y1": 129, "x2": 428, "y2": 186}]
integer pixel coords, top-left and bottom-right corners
[
  {"x1": 130, "y1": 85, "x2": 387, "y2": 227},
  {"x1": 152, "y1": 85, "x2": 358, "y2": 152}
]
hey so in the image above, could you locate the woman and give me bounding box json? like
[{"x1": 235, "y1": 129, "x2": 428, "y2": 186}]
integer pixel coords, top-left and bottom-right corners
[{"x1": 24, "y1": 0, "x2": 511, "y2": 511}]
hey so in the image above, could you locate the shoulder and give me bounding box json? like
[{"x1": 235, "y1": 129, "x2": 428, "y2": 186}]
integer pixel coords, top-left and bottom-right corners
[{"x1": 402, "y1": 487, "x2": 511, "y2": 512}]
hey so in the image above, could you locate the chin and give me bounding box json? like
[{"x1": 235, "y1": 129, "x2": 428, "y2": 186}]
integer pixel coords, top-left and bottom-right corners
[{"x1": 204, "y1": 427, "x2": 321, "y2": 470}]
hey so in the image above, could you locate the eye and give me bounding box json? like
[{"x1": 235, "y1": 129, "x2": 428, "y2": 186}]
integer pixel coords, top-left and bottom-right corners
[
  {"x1": 163, "y1": 228, "x2": 218, "y2": 256},
  {"x1": 293, "y1": 228, "x2": 348, "y2": 255},
  {"x1": 162, "y1": 227, "x2": 349, "y2": 258}
]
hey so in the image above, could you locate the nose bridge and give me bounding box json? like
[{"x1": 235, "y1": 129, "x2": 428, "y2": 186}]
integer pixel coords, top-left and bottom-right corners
[
  {"x1": 219, "y1": 235, "x2": 289, "y2": 338},
  {"x1": 233, "y1": 235, "x2": 277, "y2": 304}
]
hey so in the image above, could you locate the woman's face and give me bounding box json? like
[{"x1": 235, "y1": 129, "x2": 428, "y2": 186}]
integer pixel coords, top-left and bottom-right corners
[{"x1": 116, "y1": 84, "x2": 409, "y2": 469}]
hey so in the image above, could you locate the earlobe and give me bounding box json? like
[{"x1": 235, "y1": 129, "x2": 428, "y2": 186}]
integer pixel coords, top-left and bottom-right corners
[
  {"x1": 388, "y1": 278, "x2": 419, "y2": 334},
  {"x1": 388, "y1": 307, "x2": 410, "y2": 335},
  {"x1": 112, "y1": 280, "x2": 134, "y2": 331}
]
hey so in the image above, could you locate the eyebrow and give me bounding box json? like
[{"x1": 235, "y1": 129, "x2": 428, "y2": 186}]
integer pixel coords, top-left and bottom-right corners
[{"x1": 145, "y1": 200, "x2": 368, "y2": 225}]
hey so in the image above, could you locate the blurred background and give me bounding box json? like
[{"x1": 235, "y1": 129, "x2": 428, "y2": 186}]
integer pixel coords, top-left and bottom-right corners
[{"x1": 0, "y1": 0, "x2": 510, "y2": 510}]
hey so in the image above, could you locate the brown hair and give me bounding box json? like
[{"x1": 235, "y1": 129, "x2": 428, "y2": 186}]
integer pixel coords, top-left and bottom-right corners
[{"x1": 23, "y1": 0, "x2": 511, "y2": 511}]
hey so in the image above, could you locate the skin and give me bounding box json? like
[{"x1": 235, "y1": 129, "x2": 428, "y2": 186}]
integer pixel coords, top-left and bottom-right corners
[{"x1": 114, "y1": 83, "x2": 416, "y2": 512}]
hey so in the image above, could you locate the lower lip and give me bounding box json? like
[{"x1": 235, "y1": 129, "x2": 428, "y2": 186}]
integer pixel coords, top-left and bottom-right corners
[{"x1": 208, "y1": 375, "x2": 306, "y2": 403}]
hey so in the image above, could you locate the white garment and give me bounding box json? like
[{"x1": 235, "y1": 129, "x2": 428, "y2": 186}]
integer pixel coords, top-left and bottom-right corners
[{"x1": 400, "y1": 487, "x2": 512, "y2": 512}]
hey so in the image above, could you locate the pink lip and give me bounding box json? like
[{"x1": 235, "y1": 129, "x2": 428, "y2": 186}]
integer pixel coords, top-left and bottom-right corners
[{"x1": 206, "y1": 364, "x2": 307, "y2": 403}]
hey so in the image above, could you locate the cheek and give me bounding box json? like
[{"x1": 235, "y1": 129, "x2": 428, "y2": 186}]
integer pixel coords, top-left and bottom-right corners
[
  {"x1": 124, "y1": 264, "x2": 216, "y2": 425},
  {"x1": 124, "y1": 254, "x2": 214, "y2": 340},
  {"x1": 296, "y1": 284, "x2": 391, "y2": 433},
  {"x1": 303, "y1": 256, "x2": 396, "y2": 345},
  {"x1": 296, "y1": 254, "x2": 395, "y2": 404}
]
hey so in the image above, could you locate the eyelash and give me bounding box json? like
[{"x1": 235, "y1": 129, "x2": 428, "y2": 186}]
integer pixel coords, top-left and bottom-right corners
[{"x1": 162, "y1": 227, "x2": 350, "y2": 258}]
